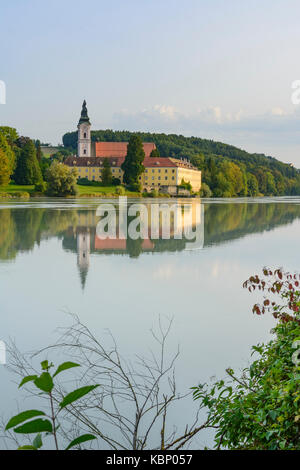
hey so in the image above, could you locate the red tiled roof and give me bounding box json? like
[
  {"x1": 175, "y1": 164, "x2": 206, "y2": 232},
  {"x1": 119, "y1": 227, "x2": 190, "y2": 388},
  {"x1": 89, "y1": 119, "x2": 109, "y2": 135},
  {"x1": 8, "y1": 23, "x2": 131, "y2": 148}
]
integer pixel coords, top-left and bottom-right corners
[
  {"x1": 65, "y1": 154, "x2": 198, "y2": 170},
  {"x1": 95, "y1": 142, "x2": 156, "y2": 158}
]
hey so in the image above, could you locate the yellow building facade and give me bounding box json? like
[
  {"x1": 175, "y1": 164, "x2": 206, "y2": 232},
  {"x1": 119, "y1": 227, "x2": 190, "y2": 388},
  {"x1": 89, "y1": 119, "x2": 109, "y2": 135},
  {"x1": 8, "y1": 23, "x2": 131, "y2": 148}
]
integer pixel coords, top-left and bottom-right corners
[{"x1": 65, "y1": 155, "x2": 201, "y2": 193}]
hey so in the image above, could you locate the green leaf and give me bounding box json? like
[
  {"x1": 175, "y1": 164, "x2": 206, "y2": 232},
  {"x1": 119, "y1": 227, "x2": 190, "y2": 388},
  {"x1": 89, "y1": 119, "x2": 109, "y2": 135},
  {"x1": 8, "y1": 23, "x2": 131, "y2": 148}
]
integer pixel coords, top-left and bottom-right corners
[
  {"x1": 6, "y1": 410, "x2": 46, "y2": 430},
  {"x1": 59, "y1": 385, "x2": 100, "y2": 409},
  {"x1": 41, "y1": 360, "x2": 54, "y2": 371},
  {"x1": 33, "y1": 433, "x2": 43, "y2": 449},
  {"x1": 34, "y1": 373, "x2": 54, "y2": 393},
  {"x1": 14, "y1": 419, "x2": 53, "y2": 434},
  {"x1": 53, "y1": 362, "x2": 80, "y2": 378},
  {"x1": 18, "y1": 446, "x2": 37, "y2": 450},
  {"x1": 66, "y1": 434, "x2": 97, "y2": 450},
  {"x1": 19, "y1": 375, "x2": 38, "y2": 388}
]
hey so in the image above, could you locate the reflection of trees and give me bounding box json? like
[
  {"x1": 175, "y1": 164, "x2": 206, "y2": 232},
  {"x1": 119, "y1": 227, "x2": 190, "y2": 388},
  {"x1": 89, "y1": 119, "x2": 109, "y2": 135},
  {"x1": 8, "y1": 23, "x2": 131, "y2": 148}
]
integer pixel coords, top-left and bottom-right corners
[
  {"x1": 0, "y1": 209, "x2": 78, "y2": 261},
  {"x1": 204, "y1": 203, "x2": 300, "y2": 247},
  {"x1": 2, "y1": 202, "x2": 300, "y2": 262}
]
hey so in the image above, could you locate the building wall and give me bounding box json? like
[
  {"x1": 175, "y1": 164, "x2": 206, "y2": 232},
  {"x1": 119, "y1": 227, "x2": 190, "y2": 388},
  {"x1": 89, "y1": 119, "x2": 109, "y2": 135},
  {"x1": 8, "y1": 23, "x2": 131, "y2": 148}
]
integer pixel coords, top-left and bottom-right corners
[
  {"x1": 77, "y1": 123, "x2": 91, "y2": 158},
  {"x1": 177, "y1": 167, "x2": 201, "y2": 191},
  {"x1": 76, "y1": 164, "x2": 201, "y2": 192}
]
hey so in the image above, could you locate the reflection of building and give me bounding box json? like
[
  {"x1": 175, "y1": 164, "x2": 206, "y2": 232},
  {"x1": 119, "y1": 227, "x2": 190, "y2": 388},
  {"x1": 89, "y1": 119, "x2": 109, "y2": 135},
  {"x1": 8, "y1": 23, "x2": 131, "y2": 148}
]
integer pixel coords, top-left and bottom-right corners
[
  {"x1": 65, "y1": 101, "x2": 201, "y2": 192},
  {"x1": 77, "y1": 229, "x2": 90, "y2": 289}
]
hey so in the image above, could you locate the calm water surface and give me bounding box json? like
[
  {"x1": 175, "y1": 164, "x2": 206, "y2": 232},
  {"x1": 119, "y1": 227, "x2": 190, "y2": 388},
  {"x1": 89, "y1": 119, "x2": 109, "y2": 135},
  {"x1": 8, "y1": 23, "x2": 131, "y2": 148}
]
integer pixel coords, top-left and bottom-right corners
[{"x1": 1, "y1": 197, "x2": 300, "y2": 448}]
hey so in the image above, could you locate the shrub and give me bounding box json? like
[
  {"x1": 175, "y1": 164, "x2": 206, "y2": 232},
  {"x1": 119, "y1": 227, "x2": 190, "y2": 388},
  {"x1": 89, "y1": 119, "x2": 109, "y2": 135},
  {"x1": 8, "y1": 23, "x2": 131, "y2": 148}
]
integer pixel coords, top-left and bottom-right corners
[
  {"x1": 200, "y1": 183, "x2": 212, "y2": 198},
  {"x1": 45, "y1": 162, "x2": 78, "y2": 197},
  {"x1": 193, "y1": 268, "x2": 300, "y2": 450},
  {"x1": 127, "y1": 182, "x2": 142, "y2": 192},
  {"x1": 115, "y1": 185, "x2": 126, "y2": 195},
  {"x1": 35, "y1": 181, "x2": 47, "y2": 193}
]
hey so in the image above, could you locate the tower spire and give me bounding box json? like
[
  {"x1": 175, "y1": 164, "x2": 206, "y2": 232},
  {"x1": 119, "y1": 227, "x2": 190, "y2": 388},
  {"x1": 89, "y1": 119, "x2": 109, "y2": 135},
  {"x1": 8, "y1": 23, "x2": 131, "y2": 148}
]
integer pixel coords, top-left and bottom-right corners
[
  {"x1": 77, "y1": 100, "x2": 91, "y2": 157},
  {"x1": 78, "y1": 100, "x2": 90, "y2": 125}
]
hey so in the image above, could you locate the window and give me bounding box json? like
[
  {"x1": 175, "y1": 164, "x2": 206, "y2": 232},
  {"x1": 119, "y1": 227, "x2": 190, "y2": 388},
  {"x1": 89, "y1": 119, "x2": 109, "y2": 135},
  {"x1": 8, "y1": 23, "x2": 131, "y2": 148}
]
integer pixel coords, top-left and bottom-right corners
[
  {"x1": 83, "y1": 149, "x2": 86, "y2": 155},
  {"x1": 84, "y1": 132, "x2": 87, "y2": 138},
  {"x1": 165, "y1": 169, "x2": 168, "y2": 173},
  {"x1": 165, "y1": 176, "x2": 168, "y2": 180},
  {"x1": 172, "y1": 176, "x2": 175, "y2": 180},
  {"x1": 158, "y1": 176, "x2": 161, "y2": 180}
]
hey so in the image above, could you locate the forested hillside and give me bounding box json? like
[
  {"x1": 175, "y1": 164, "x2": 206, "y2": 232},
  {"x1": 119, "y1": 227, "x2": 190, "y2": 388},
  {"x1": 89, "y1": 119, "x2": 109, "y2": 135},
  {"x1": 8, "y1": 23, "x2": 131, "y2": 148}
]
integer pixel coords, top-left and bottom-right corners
[{"x1": 63, "y1": 130, "x2": 300, "y2": 197}]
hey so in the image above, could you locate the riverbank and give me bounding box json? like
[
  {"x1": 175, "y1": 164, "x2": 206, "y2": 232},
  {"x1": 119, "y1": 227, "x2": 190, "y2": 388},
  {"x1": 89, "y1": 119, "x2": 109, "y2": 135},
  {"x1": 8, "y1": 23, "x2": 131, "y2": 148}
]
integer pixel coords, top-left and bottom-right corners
[{"x1": 0, "y1": 184, "x2": 192, "y2": 199}]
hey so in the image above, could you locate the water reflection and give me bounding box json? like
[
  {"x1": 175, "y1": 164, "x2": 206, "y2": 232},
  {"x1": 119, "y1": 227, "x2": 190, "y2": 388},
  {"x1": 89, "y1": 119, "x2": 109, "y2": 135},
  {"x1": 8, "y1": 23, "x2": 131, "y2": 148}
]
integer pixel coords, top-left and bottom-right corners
[{"x1": 1, "y1": 199, "x2": 300, "y2": 290}]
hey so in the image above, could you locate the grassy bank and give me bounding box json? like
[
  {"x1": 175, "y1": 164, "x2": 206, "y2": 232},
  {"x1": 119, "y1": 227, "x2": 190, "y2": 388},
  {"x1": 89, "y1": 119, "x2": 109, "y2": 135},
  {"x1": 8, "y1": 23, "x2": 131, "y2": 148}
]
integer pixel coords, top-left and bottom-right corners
[{"x1": 0, "y1": 183, "x2": 188, "y2": 198}]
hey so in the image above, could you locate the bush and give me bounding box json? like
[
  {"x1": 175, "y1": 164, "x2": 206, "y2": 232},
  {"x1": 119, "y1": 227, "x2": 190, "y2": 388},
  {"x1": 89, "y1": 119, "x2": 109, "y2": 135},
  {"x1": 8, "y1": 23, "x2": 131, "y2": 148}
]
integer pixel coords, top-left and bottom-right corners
[
  {"x1": 193, "y1": 268, "x2": 300, "y2": 450},
  {"x1": 112, "y1": 177, "x2": 121, "y2": 186},
  {"x1": 200, "y1": 183, "x2": 212, "y2": 198},
  {"x1": 0, "y1": 191, "x2": 30, "y2": 199},
  {"x1": 35, "y1": 181, "x2": 47, "y2": 193},
  {"x1": 45, "y1": 162, "x2": 78, "y2": 197},
  {"x1": 127, "y1": 182, "x2": 142, "y2": 192},
  {"x1": 115, "y1": 185, "x2": 126, "y2": 195}
]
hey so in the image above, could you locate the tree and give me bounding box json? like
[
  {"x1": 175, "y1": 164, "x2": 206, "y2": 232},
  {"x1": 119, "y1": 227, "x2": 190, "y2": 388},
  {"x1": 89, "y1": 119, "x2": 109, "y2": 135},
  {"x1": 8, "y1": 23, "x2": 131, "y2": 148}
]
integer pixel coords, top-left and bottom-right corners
[
  {"x1": 35, "y1": 140, "x2": 42, "y2": 163},
  {"x1": 247, "y1": 172, "x2": 259, "y2": 196},
  {"x1": 0, "y1": 148, "x2": 11, "y2": 186},
  {"x1": 45, "y1": 161, "x2": 78, "y2": 197},
  {"x1": 101, "y1": 158, "x2": 113, "y2": 186},
  {"x1": 121, "y1": 135, "x2": 145, "y2": 185},
  {"x1": 14, "y1": 138, "x2": 43, "y2": 185},
  {"x1": 0, "y1": 132, "x2": 15, "y2": 177},
  {"x1": 149, "y1": 148, "x2": 160, "y2": 157},
  {"x1": 200, "y1": 182, "x2": 212, "y2": 197}
]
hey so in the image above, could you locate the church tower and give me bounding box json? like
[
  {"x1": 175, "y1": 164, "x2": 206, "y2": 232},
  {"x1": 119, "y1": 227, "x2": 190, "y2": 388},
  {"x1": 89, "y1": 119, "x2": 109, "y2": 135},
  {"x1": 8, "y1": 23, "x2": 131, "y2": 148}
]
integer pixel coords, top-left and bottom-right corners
[{"x1": 77, "y1": 100, "x2": 91, "y2": 157}]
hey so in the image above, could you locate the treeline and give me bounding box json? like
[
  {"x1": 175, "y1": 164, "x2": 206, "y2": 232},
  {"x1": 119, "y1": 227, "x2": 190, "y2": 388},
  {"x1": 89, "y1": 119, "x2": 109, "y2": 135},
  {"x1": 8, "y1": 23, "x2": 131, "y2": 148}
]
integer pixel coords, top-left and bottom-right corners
[
  {"x1": 63, "y1": 129, "x2": 300, "y2": 196},
  {"x1": 0, "y1": 126, "x2": 78, "y2": 196},
  {"x1": 0, "y1": 126, "x2": 43, "y2": 186}
]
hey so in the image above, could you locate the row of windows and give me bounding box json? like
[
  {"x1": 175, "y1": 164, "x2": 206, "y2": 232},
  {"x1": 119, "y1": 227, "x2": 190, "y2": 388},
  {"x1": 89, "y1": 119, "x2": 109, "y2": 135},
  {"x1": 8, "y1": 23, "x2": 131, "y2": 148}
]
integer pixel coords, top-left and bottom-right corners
[
  {"x1": 145, "y1": 169, "x2": 175, "y2": 173},
  {"x1": 77, "y1": 168, "x2": 175, "y2": 173},
  {"x1": 139, "y1": 176, "x2": 175, "y2": 181}
]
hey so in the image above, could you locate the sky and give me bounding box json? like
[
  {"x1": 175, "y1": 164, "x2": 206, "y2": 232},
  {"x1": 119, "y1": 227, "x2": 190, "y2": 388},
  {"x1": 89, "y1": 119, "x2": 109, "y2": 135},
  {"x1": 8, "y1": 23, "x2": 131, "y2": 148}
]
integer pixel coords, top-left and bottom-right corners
[{"x1": 1, "y1": 0, "x2": 300, "y2": 165}]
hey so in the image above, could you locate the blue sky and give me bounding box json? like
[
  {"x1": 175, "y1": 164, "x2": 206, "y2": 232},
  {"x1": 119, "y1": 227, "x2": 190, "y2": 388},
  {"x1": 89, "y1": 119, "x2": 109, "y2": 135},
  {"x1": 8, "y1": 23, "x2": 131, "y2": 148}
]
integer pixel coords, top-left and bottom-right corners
[{"x1": 1, "y1": 0, "x2": 300, "y2": 164}]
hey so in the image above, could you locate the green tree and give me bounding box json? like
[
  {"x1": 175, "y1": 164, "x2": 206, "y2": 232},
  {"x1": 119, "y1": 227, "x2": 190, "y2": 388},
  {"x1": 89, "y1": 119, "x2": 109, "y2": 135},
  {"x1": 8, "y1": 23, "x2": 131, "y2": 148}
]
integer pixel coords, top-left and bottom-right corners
[
  {"x1": 266, "y1": 171, "x2": 276, "y2": 195},
  {"x1": 0, "y1": 132, "x2": 15, "y2": 176},
  {"x1": 46, "y1": 161, "x2": 78, "y2": 197},
  {"x1": 0, "y1": 148, "x2": 11, "y2": 186},
  {"x1": 14, "y1": 138, "x2": 43, "y2": 185},
  {"x1": 35, "y1": 139, "x2": 42, "y2": 163},
  {"x1": 101, "y1": 158, "x2": 113, "y2": 186},
  {"x1": 121, "y1": 135, "x2": 145, "y2": 185},
  {"x1": 247, "y1": 172, "x2": 259, "y2": 196},
  {"x1": 200, "y1": 182, "x2": 212, "y2": 197},
  {"x1": 149, "y1": 148, "x2": 160, "y2": 157}
]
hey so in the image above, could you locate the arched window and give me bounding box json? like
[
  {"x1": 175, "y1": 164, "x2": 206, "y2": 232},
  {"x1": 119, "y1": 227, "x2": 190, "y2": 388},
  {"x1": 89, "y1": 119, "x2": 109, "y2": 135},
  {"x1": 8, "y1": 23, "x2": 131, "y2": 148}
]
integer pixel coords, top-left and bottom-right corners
[
  {"x1": 84, "y1": 132, "x2": 87, "y2": 138},
  {"x1": 83, "y1": 149, "x2": 86, "y2": 155}
]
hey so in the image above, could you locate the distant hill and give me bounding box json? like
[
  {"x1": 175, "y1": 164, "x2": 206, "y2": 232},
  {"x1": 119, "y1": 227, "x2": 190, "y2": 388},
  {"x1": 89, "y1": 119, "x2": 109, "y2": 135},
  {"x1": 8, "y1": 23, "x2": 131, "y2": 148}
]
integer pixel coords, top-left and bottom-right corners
[{"x1": 62, "y1": 129, "x2": 300, "y2": 196}]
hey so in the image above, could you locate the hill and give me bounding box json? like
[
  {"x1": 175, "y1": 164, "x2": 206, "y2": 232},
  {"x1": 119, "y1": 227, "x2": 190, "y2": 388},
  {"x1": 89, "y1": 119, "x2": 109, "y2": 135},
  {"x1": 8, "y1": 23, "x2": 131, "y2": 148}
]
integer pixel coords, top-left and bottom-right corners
[{"x1": 62, "y1": 130, "x2": 300, "y2": 197}]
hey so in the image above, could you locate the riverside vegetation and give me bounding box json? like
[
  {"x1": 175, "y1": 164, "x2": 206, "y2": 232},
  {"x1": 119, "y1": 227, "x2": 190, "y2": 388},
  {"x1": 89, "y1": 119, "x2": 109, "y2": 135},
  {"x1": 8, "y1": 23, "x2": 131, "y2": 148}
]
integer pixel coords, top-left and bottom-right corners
[
  {"x1": 1, "y1": 125, "x2": 300, "y2": 198},
  {"x1": 3, "y1": 269, "x2": 300, "y2": 450}
]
